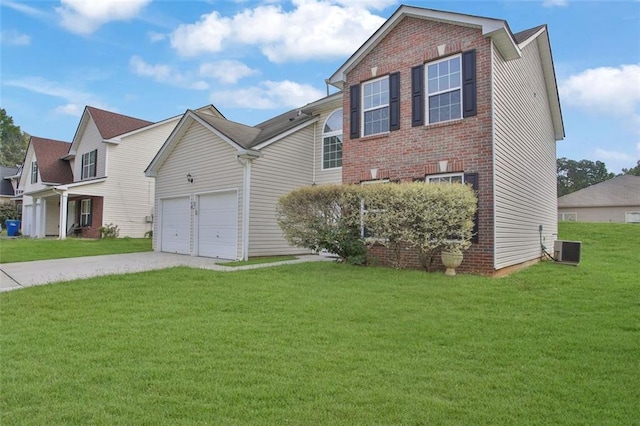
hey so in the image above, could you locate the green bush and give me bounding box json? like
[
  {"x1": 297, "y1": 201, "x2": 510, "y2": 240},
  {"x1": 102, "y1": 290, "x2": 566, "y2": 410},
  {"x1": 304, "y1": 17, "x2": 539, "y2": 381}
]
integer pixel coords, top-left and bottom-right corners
[
  {"x1": 98, "y1": 223, "x2": 120, "y2": 239},
  {"x1": 278, "y1": 182, "x2": 477, "y2": 271},
  {"x1": 276, "y1": 184, "x2": 365, "y2": 264},
  {"x1": 0, "y1": 204, "x2": 20, "y2": 230},
  {"x1": 361, "y1": 182, "x2": 477, "y2": 271}
]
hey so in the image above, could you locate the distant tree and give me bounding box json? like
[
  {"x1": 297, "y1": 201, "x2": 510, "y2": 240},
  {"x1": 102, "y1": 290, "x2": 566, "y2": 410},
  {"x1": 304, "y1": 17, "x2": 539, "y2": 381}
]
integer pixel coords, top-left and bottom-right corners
[
  {"x1": 0, "y1": 108, "x2": 30, "y2": 167},
  {"x1": 557, "y1": 157, "x2": 615, "y2": 196},
  {"x1": 621, "y1": 160, "x2": 640, "y2": 176}
]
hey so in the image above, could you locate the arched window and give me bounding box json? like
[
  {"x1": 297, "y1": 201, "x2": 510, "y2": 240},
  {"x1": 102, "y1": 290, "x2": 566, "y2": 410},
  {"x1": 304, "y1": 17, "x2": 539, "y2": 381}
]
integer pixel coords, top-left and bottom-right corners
[{"x1": 322, "y1": 109, "x2": 343, "y2": 170}]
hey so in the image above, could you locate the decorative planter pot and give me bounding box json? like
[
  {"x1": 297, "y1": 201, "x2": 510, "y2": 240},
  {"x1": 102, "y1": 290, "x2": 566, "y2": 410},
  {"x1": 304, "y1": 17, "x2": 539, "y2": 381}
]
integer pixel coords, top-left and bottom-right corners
[{"x1": 441, "y1": 251, "x2": 463, "y2": 276}]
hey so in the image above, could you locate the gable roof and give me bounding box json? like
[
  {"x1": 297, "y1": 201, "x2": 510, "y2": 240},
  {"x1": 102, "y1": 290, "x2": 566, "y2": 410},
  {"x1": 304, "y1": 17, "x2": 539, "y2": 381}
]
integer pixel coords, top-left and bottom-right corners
[
  {"x1": 86, "y1": 106, "x2": 153, "y2": 139},
  {"x1": 0, "y1": 166, "x2": 19, "y2": 196},
  {"x1": 145, "y1": 105, "x2": 319, "y2": 176},
  {"x1": 558, "y1": 175, "x2": 640, "y2": 208},
  {"x1": 329, "y1": 5, "x2": 521, "y2": 88},
  {"x1": 30, "y1": 136, "x2": 73, "y2": 184},
  {"x1": 328, "y1": 5, "x2": 564, "y2": 140}
]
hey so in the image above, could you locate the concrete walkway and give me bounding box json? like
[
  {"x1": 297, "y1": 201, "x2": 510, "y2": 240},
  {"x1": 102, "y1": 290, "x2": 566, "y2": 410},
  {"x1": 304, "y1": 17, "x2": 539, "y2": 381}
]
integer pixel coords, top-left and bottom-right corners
[{"x1": 0, "y1": 252, "x2": 336, "y2": 293}]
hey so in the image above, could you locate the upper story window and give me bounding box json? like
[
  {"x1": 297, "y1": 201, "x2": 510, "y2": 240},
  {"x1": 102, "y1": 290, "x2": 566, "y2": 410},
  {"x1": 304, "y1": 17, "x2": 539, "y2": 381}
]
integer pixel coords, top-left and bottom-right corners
[
  {"x1": 322, "y1": 109, "x2": 343, "y2": 170},
  {"x1": 426, "y1": 172, "x2": 464, "y2": 184},
  {"x1": 427, "y1": 55, "x2": 462, "y2": 124},
  {"x1": 411, "y1": 50, "x2": 476, "y2": 127},
  {"x1": 31, "y1": 161, "x2": 38, "y2": 184},
  {"x1": 81, "y1": 150, "x2": 97, "y2": 180},
  {"x1": 362, "y1": 76, "x2": 389, "y2": 136}
]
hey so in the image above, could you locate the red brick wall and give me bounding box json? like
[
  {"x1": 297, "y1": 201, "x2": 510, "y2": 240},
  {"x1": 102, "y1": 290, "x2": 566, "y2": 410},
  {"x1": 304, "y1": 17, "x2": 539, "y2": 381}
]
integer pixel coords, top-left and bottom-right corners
[
  {"x1": 342, "y1": 17, "x2": 495, "y2": 274},
  {"x1": 69, "y1": 196, "x2": 103, "y2": 238}
]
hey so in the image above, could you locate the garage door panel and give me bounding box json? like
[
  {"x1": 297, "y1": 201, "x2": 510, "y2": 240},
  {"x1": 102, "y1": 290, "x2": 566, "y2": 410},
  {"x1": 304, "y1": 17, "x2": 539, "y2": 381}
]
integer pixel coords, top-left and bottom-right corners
[
  {"x1": 161, "y1": 197, "x2": 190, "y2": 254},
  {"x1": 198, "y1": 191, "x2": 238, "y2": 259}
]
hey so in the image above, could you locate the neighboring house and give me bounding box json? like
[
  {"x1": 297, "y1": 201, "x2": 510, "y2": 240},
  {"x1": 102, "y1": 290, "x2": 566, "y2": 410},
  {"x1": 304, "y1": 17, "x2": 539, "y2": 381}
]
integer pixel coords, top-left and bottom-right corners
[
  {"x1": 0, "y1": 166, "x2": 19, "y2": 204},
  {"x1": 145, "y1": 93, "x2": 343, "y2": 259},
  {"x1": 558, "y1": 175, "x2": 640, "y2": 223},
  {"x1": 18, "y1": 105, "x2": 221, "y2": 238},
  {"x1": 147, "y1": 5, "x2": 564, "y2": 275},
  {"x1": 326, "y1": 5, "x2": 564, "y2": 274}
]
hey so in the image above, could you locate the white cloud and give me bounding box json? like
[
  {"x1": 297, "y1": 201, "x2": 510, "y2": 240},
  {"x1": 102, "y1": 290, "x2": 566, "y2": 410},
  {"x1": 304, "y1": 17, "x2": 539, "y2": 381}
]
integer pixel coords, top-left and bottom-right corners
[
  {"x1": 129, "y1": 56, "x2": 209, "y2": 90},
  {"x1": 594, "y1": 148, "x2": 635, "y2": 162},
  {"x1": 56, "y1": 0, "x2": 151, "y2": 35},
  {"x1": 147, "y1": 31, "x2": 166, "y2": 43},
  {"x1": 0, "y1": 30, "x2": 31, "y2": 46},
  {"x1": 199, "y1": 60, "x2": 258, "y2": 84},
  {"x1": 4, "y1": 76, "x2": 108, "y2": 115},
  {"x1": 543, "y1": 0, "x2": 568, "y2": 7},
  {"x1": 560, "y1": 64, "x2": 640, "y2": 136},
  {"x1": 210, "y1": 80, "x2": 325, "y2": 109},
  {"x1": 170, "y1": 0, "x2": 387, "y2": 62},
  {"x1": 3, "y1": 1, "x2": 48, "y2": 18}
]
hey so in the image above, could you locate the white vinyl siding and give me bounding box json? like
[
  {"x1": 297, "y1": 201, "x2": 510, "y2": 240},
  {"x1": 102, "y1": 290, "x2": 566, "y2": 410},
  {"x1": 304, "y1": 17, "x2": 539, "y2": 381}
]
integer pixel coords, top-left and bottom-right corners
[
  {"x1": 45, "y1": 200, "x2": 61, "y2": 235},
  {"x1": 101, "y1": 120, "x2": 176, "y2": 238},
  {"x1": 249, "y1": 126, "x2": 315, "y2": 257},
  {"x1": 493, "y1": 38, "x2": 558, "y2": 269},
  {"x1": 559, "y1": 206, "x2": 637, "y2": 223},
  {"x1": 73, "y1": 119, "x2": 106, "y2": 181},
  {"x1": 154, "y1": 121, "x2": 244, "y2": 258}
]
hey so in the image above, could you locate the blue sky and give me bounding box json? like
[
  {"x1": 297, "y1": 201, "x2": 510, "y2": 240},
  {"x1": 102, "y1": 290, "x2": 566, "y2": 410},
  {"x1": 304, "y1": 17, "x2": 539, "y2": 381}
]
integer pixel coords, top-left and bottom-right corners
[{"x1": 1, "y1": 0, "x2": 638, "y2": 173}]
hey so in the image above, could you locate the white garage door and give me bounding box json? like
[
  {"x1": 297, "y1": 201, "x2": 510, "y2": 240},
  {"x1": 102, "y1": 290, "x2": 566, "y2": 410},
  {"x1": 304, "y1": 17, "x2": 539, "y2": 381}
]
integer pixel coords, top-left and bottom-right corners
[
  {"x1": 197, "y1": 191, "x2": 238, "y2": 259},
  {"x1": 22, "y1": 205, "x2": 32, "y2": 236},
  {"x1": 161, "y1": 197, "x2": 190, "y2": 254}
]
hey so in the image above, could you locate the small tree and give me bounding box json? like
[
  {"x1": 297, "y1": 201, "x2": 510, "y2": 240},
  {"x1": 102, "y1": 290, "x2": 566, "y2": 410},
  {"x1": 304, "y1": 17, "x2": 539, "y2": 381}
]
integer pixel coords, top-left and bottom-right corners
[{"x1": 276, "y1": 184, "x2": 365, "y2": 264}]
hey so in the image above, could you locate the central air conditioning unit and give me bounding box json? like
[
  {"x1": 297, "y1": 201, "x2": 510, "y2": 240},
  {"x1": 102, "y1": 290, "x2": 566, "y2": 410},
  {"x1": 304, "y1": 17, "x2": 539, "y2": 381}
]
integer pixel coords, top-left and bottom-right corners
[{"x1": 554, "y1": 240, "x2": 582, "y2": 265}]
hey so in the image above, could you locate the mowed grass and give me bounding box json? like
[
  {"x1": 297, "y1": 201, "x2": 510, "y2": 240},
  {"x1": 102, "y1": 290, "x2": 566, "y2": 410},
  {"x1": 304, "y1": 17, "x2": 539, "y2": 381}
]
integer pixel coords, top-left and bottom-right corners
[
  {"x1": 221, "y1": 255, "x2": 298, "y2": 266},
  {"x1": 0, "y1": 237, "x2": 152, "y2": 263},
  {"x1": 1, "y1": 222, "x2": 638, "y2": 424}
]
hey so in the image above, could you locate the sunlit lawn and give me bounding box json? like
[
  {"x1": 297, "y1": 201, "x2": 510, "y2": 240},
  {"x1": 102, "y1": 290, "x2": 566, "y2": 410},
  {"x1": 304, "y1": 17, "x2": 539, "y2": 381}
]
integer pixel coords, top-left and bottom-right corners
[
  {"x1": 0, "y1": 237, "x2": 152, "y2": 263},
  {"x1": 0, "y1": 222, "x2": 638, "y2": 424}
]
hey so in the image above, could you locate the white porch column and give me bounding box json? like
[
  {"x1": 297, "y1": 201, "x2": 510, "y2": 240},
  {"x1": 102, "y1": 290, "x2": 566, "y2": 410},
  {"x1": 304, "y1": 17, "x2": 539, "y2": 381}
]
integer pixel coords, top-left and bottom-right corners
[
  {"x1": 58, "y1": 191, "x2": 68, "y2": 240},
  {"x1": 29, "y1": 198, "x2": 37, "y2": 237},
  {"x1": 38, "y1": 198, "x2": 47, "y2": 238}
]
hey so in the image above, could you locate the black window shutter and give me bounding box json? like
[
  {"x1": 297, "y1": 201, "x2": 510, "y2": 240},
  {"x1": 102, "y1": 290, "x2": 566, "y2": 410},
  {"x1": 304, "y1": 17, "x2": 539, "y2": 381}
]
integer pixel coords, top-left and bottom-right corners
[
  {"x1": 88, "y1": 199, "x2": 93, "y2": 227},
  {"x1": 349, "y1": 84, "x2": 360, "y2": 139},
  {"x1": 92, "y1": 149, "x2": 97, "y2": 177},
  {"x1": 389, "y1": 72, "x2": 400, "y2": 131},
  {"x1": 462, "y1": 50, "x2": 477, "y2": 118},
  {"x1": 411, "y1": 65, "x2": 424, "y2": 127},
  {"x1": 464, "y1": 173, "x2": 479, "y2": 243}
]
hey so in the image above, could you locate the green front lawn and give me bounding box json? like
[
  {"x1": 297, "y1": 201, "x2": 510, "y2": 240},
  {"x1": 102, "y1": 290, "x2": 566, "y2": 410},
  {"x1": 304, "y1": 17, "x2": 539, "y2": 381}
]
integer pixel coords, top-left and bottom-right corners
[
  {"x1": 0, "y1": 237, "x2": 152, "y2": 263},
  {"x1": 1, "y1": 222, "x2": 638, "y2": 424}
]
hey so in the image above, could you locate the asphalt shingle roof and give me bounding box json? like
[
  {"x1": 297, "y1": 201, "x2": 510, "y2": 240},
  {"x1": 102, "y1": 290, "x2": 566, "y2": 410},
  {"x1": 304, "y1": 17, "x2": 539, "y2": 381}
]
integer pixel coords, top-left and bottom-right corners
[
  {"x1": 86, "y1": 106, "x2": 153, "y2": 139},
  {"x1": 193, "y1": 107, "x2": 316, "y2": 149},
  {"x1": 513, "y1": 24, "x2": 546, "y2": 44},
  {"x1": 30, "y1": 137, "x2": 73, "y2": 184},
  {"x1": 558, "y1": 174, "x2": 640, "y2": 207},
  {"x1": 0, "y1": 166, "x2": 18, "y2": 196}
]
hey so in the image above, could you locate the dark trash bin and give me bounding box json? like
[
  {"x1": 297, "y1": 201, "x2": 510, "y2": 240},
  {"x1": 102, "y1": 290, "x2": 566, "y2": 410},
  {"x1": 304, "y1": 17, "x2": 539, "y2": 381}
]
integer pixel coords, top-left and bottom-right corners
[{"x1": 5, "y1": 220, "x2": 20, "y2": 237}]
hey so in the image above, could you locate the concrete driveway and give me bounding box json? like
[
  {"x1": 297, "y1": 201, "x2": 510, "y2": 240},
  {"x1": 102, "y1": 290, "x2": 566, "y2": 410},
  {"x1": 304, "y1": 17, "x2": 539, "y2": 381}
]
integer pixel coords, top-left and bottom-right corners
[{"x1": 0, "y1": 252, "x2": 333, "y2": 292}]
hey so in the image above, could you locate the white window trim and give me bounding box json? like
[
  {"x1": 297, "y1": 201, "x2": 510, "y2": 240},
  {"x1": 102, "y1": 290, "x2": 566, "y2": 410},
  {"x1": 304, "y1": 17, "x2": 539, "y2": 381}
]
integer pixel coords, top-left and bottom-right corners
[
  {"x1": 426, "y1": 172, "x2": 464, "y2": 183},
  {"x1": 425, "y1": 54, "x2": 462, "y2": 125},
  {"x1": 558, "y1": 212, "x2": 577, "y2": 222},
  {"x1": 361, "y1": 75, "x2": 390, "y2": 137},
  {"x1": 81, "y1": 150, "x2": 96, "y2": 180},
  {"x1": 80, "y1": 199, "x2": 91, "y2": 227},
  {"x1": 322, "y1": 108, "x2": 343, "y2": 171},
  {"x1": 624, "y1": 211, "x2": 640, "y2": 223},
  {"x1": 31, "y1": 161, "x2": 38, "y2": 184}
]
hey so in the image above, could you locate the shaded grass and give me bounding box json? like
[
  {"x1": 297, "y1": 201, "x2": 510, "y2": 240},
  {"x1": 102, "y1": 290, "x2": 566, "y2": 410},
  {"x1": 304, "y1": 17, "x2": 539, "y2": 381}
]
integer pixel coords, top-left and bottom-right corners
[
  {"x1": 0, "y1": 237, "x2": 152, "y2": 263},
  {"x1": 221, "y1": 255, "x2": 297, "y2": 266},
  {"x1": 0, "y1": 222, "x2": 638, "y2": 424}
]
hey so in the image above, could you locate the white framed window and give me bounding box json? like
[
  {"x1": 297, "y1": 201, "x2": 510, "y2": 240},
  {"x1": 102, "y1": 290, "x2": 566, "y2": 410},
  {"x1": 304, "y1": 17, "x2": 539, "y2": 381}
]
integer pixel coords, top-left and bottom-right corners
[
  {"x1": 625, "y1": 211, "x2": 640, "y2": 223},
  {"x1": 31, "y1": 161, "x2": 38, "y2": 184},
  {"x1": 80, "y1": 199, "x2": 92, "y2": 227},
  {"x1": 322, "y1": 109, "x2": 343, "y2": 170},
  {"x1": 426, "y1": 54, "x2": 462, "y2": 124},
  {"x1": 81, "y1": 150, "x2": 97, "y2": 180},
  {"x1": 558, "y1": 212, "x2": 577, "y2": 222},
  {"x1": 362, "y1": 76, "x2": 389, "y2": 136},
  {"x1": 426, "y1": 173, "x2": 464, "y2": 184}
]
